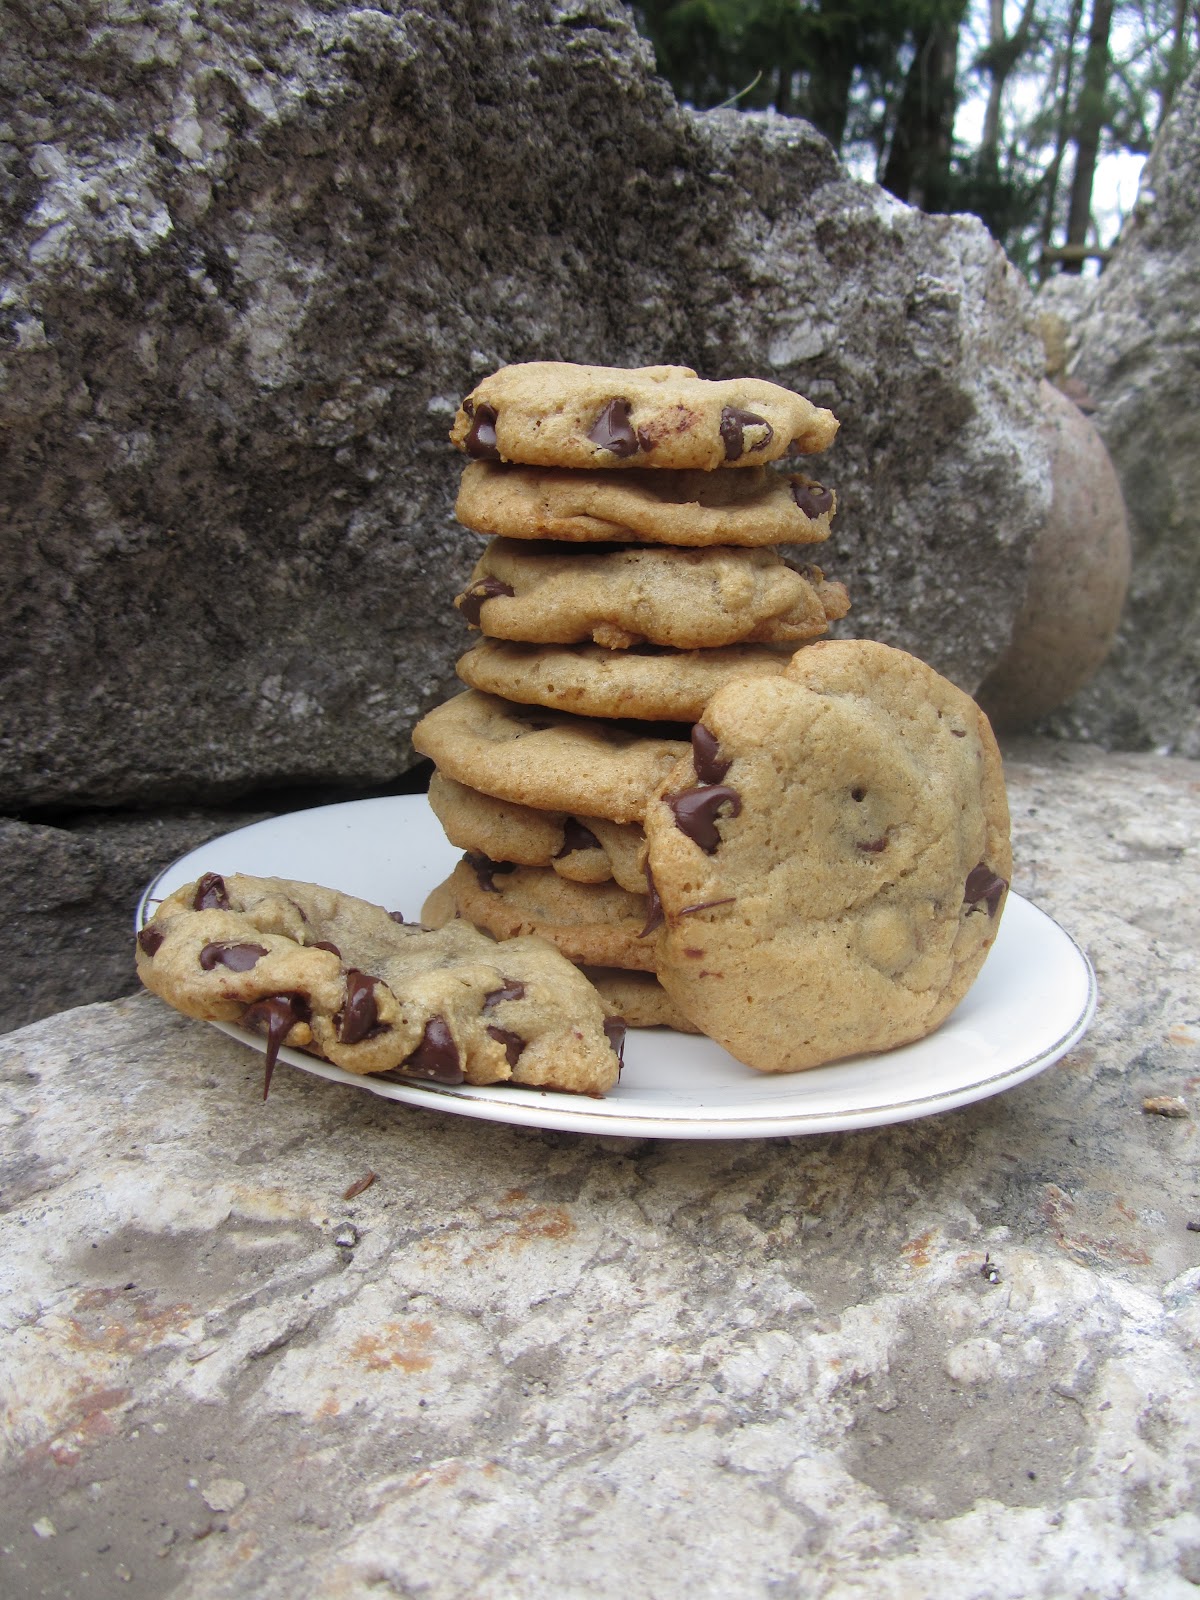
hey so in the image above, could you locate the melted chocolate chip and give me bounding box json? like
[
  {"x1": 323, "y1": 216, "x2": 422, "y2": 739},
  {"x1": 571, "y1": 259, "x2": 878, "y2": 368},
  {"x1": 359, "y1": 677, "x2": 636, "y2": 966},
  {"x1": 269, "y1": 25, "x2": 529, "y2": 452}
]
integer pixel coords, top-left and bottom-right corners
[
  {"x1": 241, "y1": 994, "x2": 311, "y2": 1099},
  {"x1": 639, "y1": 862, "x2": 664, "y2": 937},
  {"x1": 336, "y1": 969, "x2": 382, "y2": 1045},
  {"x1": 691, "y1": 722, "x2": 731, "y2": 784},
  {"x1": 556, "y1": 817, "x2": 600, "y2": 857},
  {"x1": 457, "y1": 576, "x2": 515, "y2": 627},
  {"x1": 311, "y1": 940, "x2": 341, "y2": 957},
  {"x1": 464, "y1": 401, "x2": 500, "y2": 459},
  {"x1": 603, "y1": 1016, "x2": 627, "y2": 1068},
  {"x1": 483, "y1": 978, "x2": 526, "y2": 1009},
  {"x1": 856, "y1": 838, "x2": 888, "y2": 854},
  {"x1": 486, "y1": 1024, "x2": 526, "y2": 1067},
  {"x1": 388, "y1": 910, "x2": 406, "y2": 924},
  {"x1": 192, "y1": 872, "x2": 230, "y2": 912},
  {"x1": 137, "y1": 925, "x2": 165, "y2": 957},
  {"x1": 398, "y1": 1017, "x2": 464, "y2": 1084},
  {"x1": 666, "y1": 784, "x2": 742, "y2": 853},
  {"x1": 720, "y1": 406, "x2": 774, "y2": 462},
  {"x1": 466, "y1": 853, "x2": 517, "y2": 893},
  {"x1": 964, "y1": 863, "x2": 1008, "y2": 917},
  {"x1": 678, "y1": 897, "x2": 736, "y2": 916},
  {"x1": 791, "y1": 479, "x2": 834, "y2": 518},
  {"x1": 199, "y1": 941, "x2": 268, "y2": 972},
  {"x1": 588, "y1": 398, "x2": 640, "y2": 458}
]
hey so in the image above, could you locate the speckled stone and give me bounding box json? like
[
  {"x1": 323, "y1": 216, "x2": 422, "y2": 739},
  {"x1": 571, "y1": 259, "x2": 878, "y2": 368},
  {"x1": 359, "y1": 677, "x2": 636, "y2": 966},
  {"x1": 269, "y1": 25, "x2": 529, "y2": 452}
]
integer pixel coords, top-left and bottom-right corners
[{"x1": 1, "y1": 738, "x2": 1197, "y2": 1599}]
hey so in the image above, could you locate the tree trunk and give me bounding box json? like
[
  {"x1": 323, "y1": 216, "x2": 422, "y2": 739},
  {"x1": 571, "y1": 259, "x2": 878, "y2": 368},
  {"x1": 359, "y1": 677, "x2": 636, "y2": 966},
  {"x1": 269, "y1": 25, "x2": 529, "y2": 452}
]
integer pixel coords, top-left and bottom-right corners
[
  {"x1": 979, "y1": 0, "x2": 1039, "y2": 174},
  {"x1": 1038, "y1": 0, "x2": 1085, "y2": 271},
  {"x1": 1062, "y1": 0, "x2": 1115, "y2": 272},
  {"x1": 882, "y1": 0, "x2": 968, "y2": 211}
]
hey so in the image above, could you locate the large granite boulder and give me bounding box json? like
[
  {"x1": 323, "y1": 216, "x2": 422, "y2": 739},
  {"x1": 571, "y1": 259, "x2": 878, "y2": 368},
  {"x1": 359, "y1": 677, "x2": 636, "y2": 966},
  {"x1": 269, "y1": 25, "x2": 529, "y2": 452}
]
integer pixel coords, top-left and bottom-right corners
[
  {"x1": 1039, "y1": 63, "x2": 1200, "y2": 756},
  {"x1": 1, "y1": 0, "x2": 1050, "y2": 816}
]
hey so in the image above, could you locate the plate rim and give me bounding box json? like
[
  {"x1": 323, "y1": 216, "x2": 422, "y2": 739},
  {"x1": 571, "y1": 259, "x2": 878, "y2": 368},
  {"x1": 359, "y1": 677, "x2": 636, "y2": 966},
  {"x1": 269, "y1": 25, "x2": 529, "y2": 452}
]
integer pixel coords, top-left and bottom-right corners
[{"x1": 136, "y1": 795, "x2": 1097, "y2": 1140}]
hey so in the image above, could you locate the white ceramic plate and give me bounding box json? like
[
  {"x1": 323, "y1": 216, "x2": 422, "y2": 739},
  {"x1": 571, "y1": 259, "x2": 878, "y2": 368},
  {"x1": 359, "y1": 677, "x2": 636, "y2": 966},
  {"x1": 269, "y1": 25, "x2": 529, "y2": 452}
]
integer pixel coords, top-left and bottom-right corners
[{"x1": 138, "y1": 795, "x2": 1095, "y2": 1140}]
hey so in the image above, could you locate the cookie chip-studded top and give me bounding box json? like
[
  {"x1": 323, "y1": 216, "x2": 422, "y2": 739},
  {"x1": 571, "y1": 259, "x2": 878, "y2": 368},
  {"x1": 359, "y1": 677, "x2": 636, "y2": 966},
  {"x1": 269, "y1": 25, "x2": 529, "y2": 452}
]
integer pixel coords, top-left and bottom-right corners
[{"x1": 450, "y1": 362, "x2": 839, "y2": 470}]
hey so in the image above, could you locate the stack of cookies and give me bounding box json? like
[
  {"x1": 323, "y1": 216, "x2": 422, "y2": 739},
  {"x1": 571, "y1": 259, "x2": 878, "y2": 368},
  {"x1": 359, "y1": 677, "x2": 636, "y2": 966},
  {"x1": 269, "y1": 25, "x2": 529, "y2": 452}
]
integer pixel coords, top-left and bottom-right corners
[{"x1": 413, "y1": 361, "x2": 848, "y2": 1032}]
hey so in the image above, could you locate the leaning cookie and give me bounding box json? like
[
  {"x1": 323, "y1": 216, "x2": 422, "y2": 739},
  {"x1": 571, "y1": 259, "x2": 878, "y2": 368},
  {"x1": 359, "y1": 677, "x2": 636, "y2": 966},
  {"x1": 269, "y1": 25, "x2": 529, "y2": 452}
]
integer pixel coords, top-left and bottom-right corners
[
  {"x1": 423, "y1": 857, "x2": 656, "y2": 973},
  {"x1": 412, "y1": 690, "x2": 690, "y2": 824},
  {"x1": 643, "y1": 641, "x2": 1012, "y2": 1073},
  {"x1": 428, "y1": 772, "x2": 646, "y2": 893},
  {"x1": 456, "y1": 540, "x2": 848, "y2": 650},
  {"x1": 455, "y1": 462, "x2": 836, "y2": 546},
  {"x1": 137, "y1": 872, "x2": 623, "y2": 1096},
  {"x1": 450, "y1": 362, "x2": 838, "y2": 469}
]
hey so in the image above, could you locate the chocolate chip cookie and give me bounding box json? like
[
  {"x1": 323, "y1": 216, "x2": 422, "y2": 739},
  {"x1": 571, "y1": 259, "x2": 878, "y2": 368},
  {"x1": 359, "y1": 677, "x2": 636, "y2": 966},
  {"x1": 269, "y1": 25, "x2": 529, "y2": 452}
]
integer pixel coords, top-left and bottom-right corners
[
  {"x1": 137, "y1": 872, "x2": 623, "y2": 1095},
  {"x1": 450, "y1": 362, "x2": 839, "y2": 469},
  {"x1": 455, "y1": 539, "x2": 848, "y2": 650},
  {"x1": 423, "y1": 858, "x2": 656, "y2": 972},
  {"x1": 412, "y1": 690, "x2": 690, "y2": 825},
  {"x1": 643, "y1": 641, "x2": 1011, "y2": 1073},
  {"x1": 428, "y1": 772, "x2": 645, "y2": 893},
  {"x1": 455, "y1": 462, "x2": 837, "y2": 546},
  {"x1": 456, "y1": 639, "x2": 802, "y2": 723}
]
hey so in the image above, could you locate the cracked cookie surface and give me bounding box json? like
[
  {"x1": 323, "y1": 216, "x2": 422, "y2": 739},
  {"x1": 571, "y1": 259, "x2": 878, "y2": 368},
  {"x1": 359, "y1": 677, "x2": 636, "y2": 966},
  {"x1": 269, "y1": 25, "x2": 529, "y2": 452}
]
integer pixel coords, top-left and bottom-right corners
[
  {"x1": 412, "y1": 690, "x2": 690, "y2": 825},
  {"x1": 455, "y1": 461, "x2": 836, "y2": 546},
  {"x1": 450, "y1": 362, "x2": 838, "y2": 469},
  {"x1": 137, "y1": 872, "x2": 623, "y2": 1095},
  {"x1": 455, "y1": 539, "x2": 848, "y2": 650},
  {"x1": 643, "y1": 641, "x2": 1012, "y2": 1073}
]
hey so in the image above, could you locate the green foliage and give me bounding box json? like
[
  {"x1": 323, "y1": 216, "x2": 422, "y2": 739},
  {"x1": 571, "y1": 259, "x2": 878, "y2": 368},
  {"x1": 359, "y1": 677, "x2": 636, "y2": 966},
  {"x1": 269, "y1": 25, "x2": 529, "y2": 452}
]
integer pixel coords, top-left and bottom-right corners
[{"x1": 632, "y1": 0, "x2": 1200, "y2": 280}]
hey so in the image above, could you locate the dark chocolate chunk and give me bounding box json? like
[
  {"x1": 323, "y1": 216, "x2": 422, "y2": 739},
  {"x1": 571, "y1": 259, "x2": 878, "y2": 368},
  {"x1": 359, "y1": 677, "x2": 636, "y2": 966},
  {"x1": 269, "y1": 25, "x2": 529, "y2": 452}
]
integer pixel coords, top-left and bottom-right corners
[
  {"x1": 485, "y1": 1024, "x2": 526, "y2": 1067},
  {"x1": 639, "y1": 862, "x2": 664, "y2": 936},
  {"x1": 466, "y1": 852, "x2": 517, "y2": 893},
  {"x1": 691, "y1": 722, "x2": 731, "y2": 784},
  {"x1": 556, "y1": 817, "x2": 601, "y2": 858},
  {"x1": 192, "y1": 872, "x2": 230, "y2": 912},
  {"x1": 311, "y1": 940, "x2": 341, "y2": 957},
  {"x1": 399, "y1": 1016, "x2": 464, "y2": 1084},
  {"x1": 666, "y1": 784, "x2": 742, "y2": 853},
  {"x1": 199, "y1": 941, "x2": 268, "y2": 972},
  {"x1": 241, "y1": 994, "x2": 311, "y2": 1099},
  {"x1": 791, "y1": 479, "x2": 834, "y2": 518},
  {"x1": 603, "y1": 1015, "x2": 627, "y2": 1067},
  {"x1": 388, "y1": 910, "x2": 406, "y2": 924},
  {"x1": 464, "y1": 401, "x2": 500, "y2": 459},
  {"x1": 678, "y1": 897, "x2": 736, "y2": 916},
  {"x1": 336, "y1": 969, "x2": 382, "y2": 1045},
  {"x1": 588, "y1": 398, "x2": 639, "y2": 458},
  {"x1": 720, "y1": 406, "x2": 773, "y2": 462},
  {"x1": 457, "y1": 576, "x2": 515, "y2": 627},
  {"x1": 137, "y1": 925, "x2": 165, "y2": 957},
  {"x1": 483, "y1": 978, "x2": 526, "y2": 1009},
  {"x1": 963, "y1": 863, "x2": 1008, "y2": 917},
  {"x1": 856, "y1": 838, "x2": 888, "y2": 854}
]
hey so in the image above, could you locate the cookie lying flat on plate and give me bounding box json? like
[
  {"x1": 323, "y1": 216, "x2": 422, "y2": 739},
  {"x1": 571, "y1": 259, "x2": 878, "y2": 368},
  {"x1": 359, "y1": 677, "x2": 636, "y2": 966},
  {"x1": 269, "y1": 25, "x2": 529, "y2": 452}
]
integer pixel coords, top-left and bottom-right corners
[
  {"x1": 428, "y1": 772, "x2": 645, "y2": 893},
  {"x1": 450, "y1": 362, "x2": 838, "y2": 469},
  {"x1": 455, "y1": 539, "x2": 848, "y2": 651},
  {"x1": 581, "y1": 967, "x2": 701, "y2": 1033},
  {"x1": 644, "y1": 640, "x2": 1012, "y2": 1073},
  {"x1": 137, "y1": 872, "x2": 623, "y2": 1096},
  {"x1": 423, "y1": 858, "x2": 656, "y2": 973},
  {"x1": 456, "y1": 639, "x2": 799, "y2": 724},
  {"x1": 412, "y1": 690, "x2": 690, "y2": 825},
  {"x1": 455, "y1": 462, "x2": 836, "y2": 547}
]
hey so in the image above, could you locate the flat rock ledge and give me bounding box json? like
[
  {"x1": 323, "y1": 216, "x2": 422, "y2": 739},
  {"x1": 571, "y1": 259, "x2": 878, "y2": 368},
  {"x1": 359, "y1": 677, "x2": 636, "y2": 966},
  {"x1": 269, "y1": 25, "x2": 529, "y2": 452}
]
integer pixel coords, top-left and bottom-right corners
[{"x1": 1, "y1": 737, "x2": 1198, "y2": 1600}]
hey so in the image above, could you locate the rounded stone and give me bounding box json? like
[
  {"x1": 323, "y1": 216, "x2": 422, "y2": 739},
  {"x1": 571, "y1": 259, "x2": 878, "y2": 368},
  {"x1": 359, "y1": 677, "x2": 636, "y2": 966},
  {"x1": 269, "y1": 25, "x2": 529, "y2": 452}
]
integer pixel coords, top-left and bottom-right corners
[{"x1": 978, "y1": 380, "x2": 1130, "y2": 731}]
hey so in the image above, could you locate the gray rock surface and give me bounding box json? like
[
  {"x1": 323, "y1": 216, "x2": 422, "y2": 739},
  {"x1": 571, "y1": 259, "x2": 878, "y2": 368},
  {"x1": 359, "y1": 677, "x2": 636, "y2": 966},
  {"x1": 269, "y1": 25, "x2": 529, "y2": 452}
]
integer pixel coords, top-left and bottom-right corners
[
  {"x1": 0, "y1": 0, "x2": 1049, "y2": 814},
  {"x1": 1041, "y1": 62, "x2": 1200, "y2": 755},
  {"x1": 0, "y1": 806, "x2": 271, "y2": 1034},
  {"x1": 1, "y1": 739, "x2": 1198, "y2": 1599}
]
